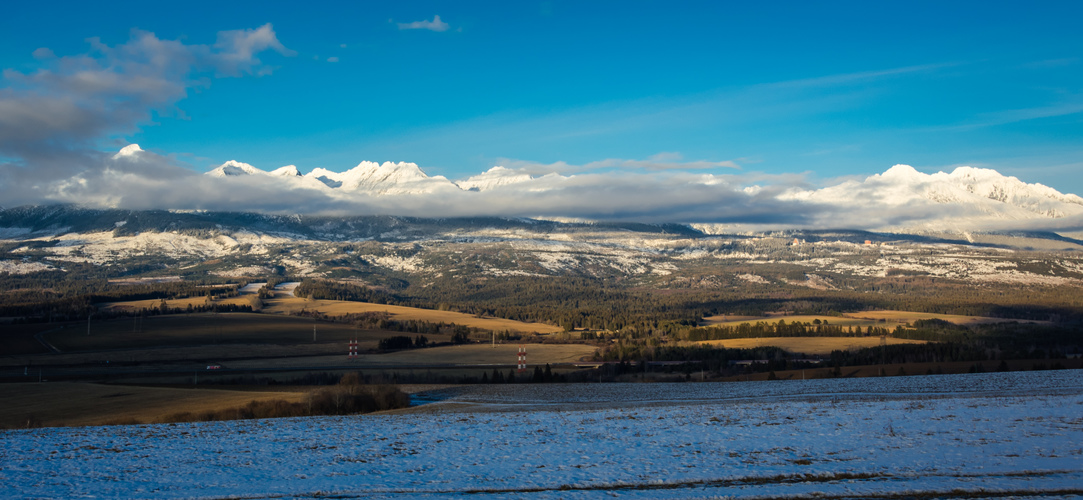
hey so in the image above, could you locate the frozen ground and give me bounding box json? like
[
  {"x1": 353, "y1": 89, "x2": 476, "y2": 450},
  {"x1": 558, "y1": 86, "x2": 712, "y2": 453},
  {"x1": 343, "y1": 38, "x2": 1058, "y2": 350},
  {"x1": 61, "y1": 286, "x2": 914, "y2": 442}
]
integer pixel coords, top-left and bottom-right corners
[{"x1": 2, "y1": 371, "x2": 1082, "y2": 499}]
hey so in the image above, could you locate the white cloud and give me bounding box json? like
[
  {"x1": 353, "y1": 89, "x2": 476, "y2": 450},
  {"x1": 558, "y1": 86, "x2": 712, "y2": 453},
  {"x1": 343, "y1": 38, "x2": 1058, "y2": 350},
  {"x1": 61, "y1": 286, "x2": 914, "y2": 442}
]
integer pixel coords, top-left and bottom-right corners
[
  {"x1": 397, "y1": 15, "x2": 450, "y2": 32},
  {"x1": 0, "y1": 24, "x2": 292, "y2": 188},
  {"x1": 327, "y1": 57, "x2": 339, "y2": 63},
  {"x1": 209, "y1": 24, "x2": 296, "y2": 76}
]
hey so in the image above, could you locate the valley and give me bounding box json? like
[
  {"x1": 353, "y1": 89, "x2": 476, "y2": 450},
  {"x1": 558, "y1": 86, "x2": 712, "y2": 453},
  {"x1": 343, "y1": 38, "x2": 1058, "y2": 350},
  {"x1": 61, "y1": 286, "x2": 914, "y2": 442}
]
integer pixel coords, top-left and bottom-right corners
[{"x1": 0, "y1": 206, "x2": 1081, "y2": 432}]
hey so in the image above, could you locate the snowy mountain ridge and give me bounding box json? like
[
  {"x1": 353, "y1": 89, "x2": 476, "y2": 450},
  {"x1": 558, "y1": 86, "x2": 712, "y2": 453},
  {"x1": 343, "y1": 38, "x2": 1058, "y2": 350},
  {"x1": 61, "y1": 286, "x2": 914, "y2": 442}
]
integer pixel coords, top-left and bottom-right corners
[
  {"x1": 780, "y1": 164, "x2": 1083, "y2": 229},
  {"x1": 150, "y1": 142, "x2": 1082, "y2": 230}
]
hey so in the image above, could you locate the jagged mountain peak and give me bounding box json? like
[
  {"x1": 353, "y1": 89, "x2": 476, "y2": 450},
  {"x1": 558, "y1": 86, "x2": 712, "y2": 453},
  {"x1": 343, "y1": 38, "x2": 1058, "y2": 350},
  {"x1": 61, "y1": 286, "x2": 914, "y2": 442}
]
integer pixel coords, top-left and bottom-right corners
[
  {"x1": 270, "y1": 165, "x2": 301, "y2": 177},
  {"x1": 457, "y1": 166, "x2": 534, "y2": 191},
  {"x1": 207, "y1": 160, "x2": 266, "y2": 177},
  {"x1": 318, "y1": 161, "x2": 456, "y2": 195}
]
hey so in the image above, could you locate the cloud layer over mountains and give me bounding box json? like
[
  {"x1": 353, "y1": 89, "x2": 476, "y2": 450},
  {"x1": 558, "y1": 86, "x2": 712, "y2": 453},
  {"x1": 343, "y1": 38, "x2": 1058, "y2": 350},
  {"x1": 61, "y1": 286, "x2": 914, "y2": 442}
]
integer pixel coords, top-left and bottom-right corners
[{"x1": 5, "y1": 142, "x2": 1077, "y2": 234}]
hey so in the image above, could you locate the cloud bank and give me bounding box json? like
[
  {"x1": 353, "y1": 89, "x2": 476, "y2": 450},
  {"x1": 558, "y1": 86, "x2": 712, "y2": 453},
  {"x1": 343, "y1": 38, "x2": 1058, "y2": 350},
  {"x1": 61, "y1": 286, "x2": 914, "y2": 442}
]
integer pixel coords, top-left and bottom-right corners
[
  {"x1": 0, "y1": 24, "x2": 292, "y2": 201},
  {"x1": 10, "y1": 146, "x2": 1083, "y2": 234}
]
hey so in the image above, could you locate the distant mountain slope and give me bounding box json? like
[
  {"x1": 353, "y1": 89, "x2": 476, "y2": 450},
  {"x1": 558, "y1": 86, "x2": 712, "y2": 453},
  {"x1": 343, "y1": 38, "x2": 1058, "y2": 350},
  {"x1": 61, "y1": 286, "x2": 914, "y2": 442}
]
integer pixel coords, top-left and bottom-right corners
[{"x1": 0, "y1": 205, "x2": 709, "y2": 242}]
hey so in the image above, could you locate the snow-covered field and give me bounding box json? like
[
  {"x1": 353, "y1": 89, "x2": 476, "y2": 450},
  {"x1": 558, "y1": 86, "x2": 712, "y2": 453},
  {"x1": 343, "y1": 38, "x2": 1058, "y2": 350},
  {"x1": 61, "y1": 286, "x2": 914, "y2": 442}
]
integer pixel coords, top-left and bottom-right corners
[{"x1": 2, "y1": 371, "x2": 1082, "y2": 499}]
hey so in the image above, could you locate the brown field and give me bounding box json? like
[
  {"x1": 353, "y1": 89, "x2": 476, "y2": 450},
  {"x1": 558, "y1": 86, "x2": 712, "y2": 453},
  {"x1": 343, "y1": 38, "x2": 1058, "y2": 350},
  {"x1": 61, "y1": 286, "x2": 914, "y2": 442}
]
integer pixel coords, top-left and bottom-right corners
[
  {"x1": 699, "y1": 315, "x2": 779, "y2": 326},
  {"x1": 101, "y1": 296, "x2": 218, "y2": 311},
  {"x1": 260, "y1": 297, "x2": 563, "y2": 334},
  {"x1": 0, "y1": 382, "x2": 307, "y2": 428},
  {"x1": 221, "y1": 343, "x2": 599, "y2": 370},
  {"x1": 101, "y1": 295, "x2": 260, "y2": 312},
  {"x1": 842, "y1": 310, "x2": 1048, "y2": 326},
  {"x1": 700, "y1": 310, "x2": 1043, "y2": 329},
  {"x1": 98, "y1": 295, "x2": 562, "y2": 334},
  {"x1": 0, "y1": 342, "x2": 351, "y2": 369},
  {"x1": 43, "y1": 313, "x2": 395, "y2": 352},
  {"x1": 700, "y1": 315, "x2": 883, "y2": 328},
  {"x1": 697, "y1": 336, "x2": 928, "y2": 355}
]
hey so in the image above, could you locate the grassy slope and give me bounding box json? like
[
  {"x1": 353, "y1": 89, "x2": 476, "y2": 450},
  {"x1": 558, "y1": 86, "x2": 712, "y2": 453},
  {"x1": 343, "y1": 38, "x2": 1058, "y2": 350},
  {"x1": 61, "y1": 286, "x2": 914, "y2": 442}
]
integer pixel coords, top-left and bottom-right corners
[
  {"x1": 0, "y1": 382, "x2": 307, "y2": 428},
  {"x1": 45, "y1": 313, "x2": 373, "y2": 351}
]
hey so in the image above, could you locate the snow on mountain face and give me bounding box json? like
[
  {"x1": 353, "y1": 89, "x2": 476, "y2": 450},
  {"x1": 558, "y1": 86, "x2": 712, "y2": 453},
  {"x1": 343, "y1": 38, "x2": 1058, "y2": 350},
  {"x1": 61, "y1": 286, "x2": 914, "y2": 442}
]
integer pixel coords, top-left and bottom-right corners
[
  {"x1": 944, "y1": 166, "x2": 1083, "y2": 218},
  {"x1": 207, "y1": 160, "x2": 266, "y2": 178},
  {"x1": 782, "y1": 164, "x2": 1083, "y2": 228},
  {"x1": 270, "y1": 165, "x2": 301, "y2": 177},
  {"x1": 312, "y1": 161, "x2": 459, "y2": 195},
  {"x1": 457, "y1": 166, "x2": 534, "y2": 191},
  {"x1": 204, "y1": 158, "x2": 459, "y2": 195}
]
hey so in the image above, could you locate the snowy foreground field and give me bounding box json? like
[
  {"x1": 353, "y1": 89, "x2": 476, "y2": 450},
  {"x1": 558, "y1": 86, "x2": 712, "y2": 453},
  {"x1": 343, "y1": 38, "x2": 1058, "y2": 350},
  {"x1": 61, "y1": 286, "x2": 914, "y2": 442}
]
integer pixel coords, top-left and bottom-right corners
[{"x1": 3, "y1": 371, "x2": 1083, "y2": 499}]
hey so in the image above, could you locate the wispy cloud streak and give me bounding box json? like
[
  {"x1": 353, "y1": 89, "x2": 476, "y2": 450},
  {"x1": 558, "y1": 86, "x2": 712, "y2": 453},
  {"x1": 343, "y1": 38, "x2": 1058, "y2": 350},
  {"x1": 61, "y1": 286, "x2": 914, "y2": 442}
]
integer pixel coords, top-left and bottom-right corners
[{"x1": 397, "y1": 16, "x2": 450, "y2": 32}]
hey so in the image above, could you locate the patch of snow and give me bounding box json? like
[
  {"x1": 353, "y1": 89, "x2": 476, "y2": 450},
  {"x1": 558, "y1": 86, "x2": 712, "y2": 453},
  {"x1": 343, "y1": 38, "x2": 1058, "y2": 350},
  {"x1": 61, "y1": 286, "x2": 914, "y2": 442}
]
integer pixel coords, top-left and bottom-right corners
[
  {"x1": 2, "y1": 371, "x2": 1081, "y2": 499},
  {"x1": 737, "y1": 273, "x2": 770, "y2": 284},
  {"x1": 0, "y1": 260, "x2": 56, "y2": 274}
]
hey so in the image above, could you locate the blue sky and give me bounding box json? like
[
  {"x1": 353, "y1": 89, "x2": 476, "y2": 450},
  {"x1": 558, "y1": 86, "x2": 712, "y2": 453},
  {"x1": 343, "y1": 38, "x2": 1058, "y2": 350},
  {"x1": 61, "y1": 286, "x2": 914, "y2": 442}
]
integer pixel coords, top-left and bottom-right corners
[{"x1": 1, "y1": 1, "x2": 1081, "y2": 197}]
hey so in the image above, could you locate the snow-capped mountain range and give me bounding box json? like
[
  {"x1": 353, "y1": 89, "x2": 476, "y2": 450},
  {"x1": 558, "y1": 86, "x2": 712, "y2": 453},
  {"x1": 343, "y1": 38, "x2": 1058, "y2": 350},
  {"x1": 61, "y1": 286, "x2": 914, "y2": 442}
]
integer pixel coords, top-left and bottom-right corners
[
  {"x1": 204, "y1": 155, "x2": 531, "y2": 195},
  {"x1": 109, "y1": 144, "x2": 1083, "y2": 232},
  {"x1": 781, "y1": 164, "x2": 1083, "y2": 220}
]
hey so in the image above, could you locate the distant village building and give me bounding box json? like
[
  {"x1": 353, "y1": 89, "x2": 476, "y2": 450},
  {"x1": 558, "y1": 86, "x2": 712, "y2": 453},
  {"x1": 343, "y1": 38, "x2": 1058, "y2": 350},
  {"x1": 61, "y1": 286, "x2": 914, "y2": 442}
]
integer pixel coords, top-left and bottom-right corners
[{"x1": 864, "y1": 240, "x2": 873, "y2": 245}]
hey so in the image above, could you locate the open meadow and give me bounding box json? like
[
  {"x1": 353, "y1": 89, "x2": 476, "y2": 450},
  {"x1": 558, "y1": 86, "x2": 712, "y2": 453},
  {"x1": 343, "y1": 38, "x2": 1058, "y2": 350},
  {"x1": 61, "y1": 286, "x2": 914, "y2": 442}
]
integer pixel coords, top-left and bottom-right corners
[
  {"x1": 699, "y1": 314, "x2": 875, "y2": 327},
  {"x1": 220, "y1": 343, "x2": 597, "y2": 370},
  {"x1": 0, "y1": 382, "x2": 307, "y2": 428},
  {"x1": 842, "y1": 310, "x2": 1051, "y2": 326},
  {"x1": 697, "y1": 336, "x2": 928, "y2": 355},
  {"x1": 699, "y1": 310, "x2": 1046, "y2": 328},
  {"x1": 43, "y1": 312, "x2": 381, "y2": 352},
  {"x1": 260, "y1": 296, "x2": 563, "y2": 334},
  {"x1": 98, "y1": 295, "x2": 564, "y2": 335}
]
